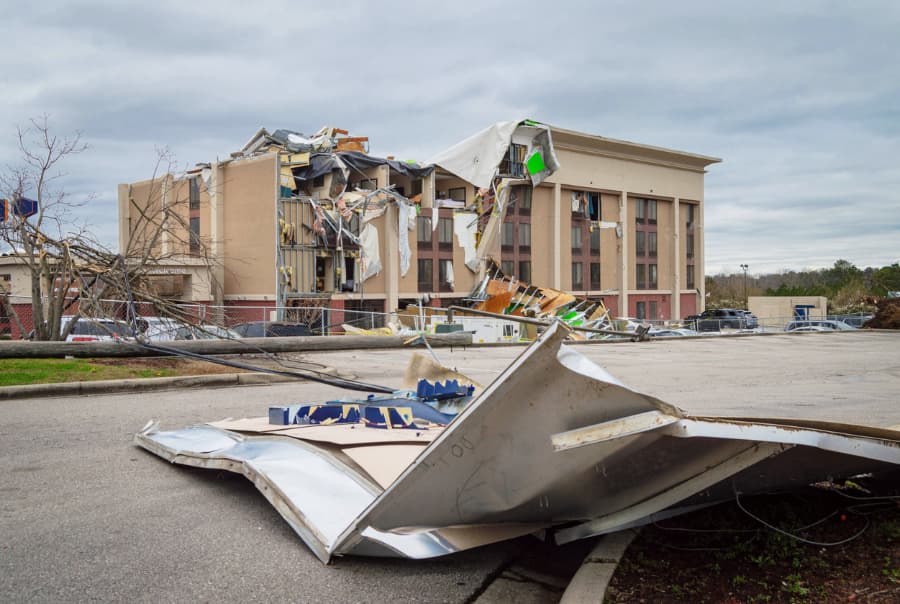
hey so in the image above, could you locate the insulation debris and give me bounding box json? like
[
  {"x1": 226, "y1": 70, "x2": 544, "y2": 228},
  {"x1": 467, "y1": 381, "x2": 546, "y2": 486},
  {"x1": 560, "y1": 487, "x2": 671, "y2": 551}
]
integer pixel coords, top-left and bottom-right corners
[{"x1": 135, "y1": 322, "x2": 900, "y2": 563}]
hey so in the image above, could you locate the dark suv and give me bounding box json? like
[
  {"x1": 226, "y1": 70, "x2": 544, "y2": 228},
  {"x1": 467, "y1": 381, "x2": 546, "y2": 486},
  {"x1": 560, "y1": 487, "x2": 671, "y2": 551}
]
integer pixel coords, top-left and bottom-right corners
[{"x1": 684, "y1": 309, "x2": 758, "y2": 332}]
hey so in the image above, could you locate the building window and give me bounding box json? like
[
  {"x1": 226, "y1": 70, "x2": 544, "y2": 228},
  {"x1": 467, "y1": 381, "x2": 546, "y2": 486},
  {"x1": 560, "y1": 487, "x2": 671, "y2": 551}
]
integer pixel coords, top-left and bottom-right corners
[
  {"x1": 501, "y1": 260, "x2": 515, "y2": 277},
  {"x1": 571, "y1": 225, "x2": 583, "y2": 254},
  {"x1": 686, "y1": 232, "x2": 694, "y2": 258},
  {"x1": 499, "y1": 144, "x2": 526, "y2": 178},
  {"x1": 590, "y1": 263, "x2": 601, "y2": 290},
  {"x1": 636, "y1": 263, "x2": 646, "y2": 290},
  {"x1": 636, "y1": 231, "x2": 645, "y2": 256},
  {"x1": 515, "y1": 186, "x2": 532, "y2": 215},
  {"x1": 518, "y1": 260, "x2": 531, "y2": 283},
  {"x1": 648, "y1": 232, "x2": 657, "y2": 257},
  {"x1": 448, "y1": 187, "x2": 466, "y2": 203},
  {"x1": 189, "y1": 177, "x2": 200, "y2": 209},
  {"x1": 636, "y1": 301, "x2": 646, "y2": 320},
  {"x1": 417, "y1": 258, "x2": 433, "y2": 292},
  {"x1": 439, "y1": 259, "x2": 453, "y2": 292},
  {"x1": 438, "y1": 217, "x2": 453, "y2": 249},
  {"x1": 636, "y1": 198, "x2": 657, "y2": 225},
  {"x1": 573, "y1": 191, "x2": 600, "y2": 220},
  {"x1": 571, "y1": 262, "x2": 584, "y2": 290},
  {"x1": 649, "y1": 263, "x2": 658, "y2": 289},
  {"x1": 686, "y1": 204, "x2": 695, "y2": 228},
  {"x1": 189, "y1": 216, "x2": 200, "y2": 253},
  {"x1": 686, "y1": 264, "x2": 695, "y2": 289},
  {"x1": 502, "y1": 221, "x2": 515, "y2": 249},
  {"x1": 517, "y1": 223, "x2": 531, "y2": 250},
  {"x1": 590, "y1": 229, "x2": 600, "y2": 256},
  {"x1": 416, "y1": 216, "x2": 432, "y2": 246},
  {"x1": 649, "y1": 301, "x2": 658, "y2": 319}
]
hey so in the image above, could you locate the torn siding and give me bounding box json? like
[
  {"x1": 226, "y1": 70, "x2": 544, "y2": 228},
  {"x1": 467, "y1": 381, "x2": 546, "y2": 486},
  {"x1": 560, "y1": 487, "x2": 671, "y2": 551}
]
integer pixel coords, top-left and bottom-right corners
[{"x1": 135, "y1": 322, "x2": 900, "y2": 563}]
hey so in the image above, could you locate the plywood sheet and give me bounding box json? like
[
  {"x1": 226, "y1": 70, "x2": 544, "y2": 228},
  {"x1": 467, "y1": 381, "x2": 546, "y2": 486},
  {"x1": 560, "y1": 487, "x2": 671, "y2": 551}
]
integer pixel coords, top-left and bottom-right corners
[{"x1": 342, "y1": 444, "x2": 427, "y2": 488}]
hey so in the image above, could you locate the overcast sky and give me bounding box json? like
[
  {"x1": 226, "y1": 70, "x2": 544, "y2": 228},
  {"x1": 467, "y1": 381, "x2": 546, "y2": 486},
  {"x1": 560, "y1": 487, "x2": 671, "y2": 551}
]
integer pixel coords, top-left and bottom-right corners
[{"x1": 2, "y1": 0, "x2": 898, "y2": 275}]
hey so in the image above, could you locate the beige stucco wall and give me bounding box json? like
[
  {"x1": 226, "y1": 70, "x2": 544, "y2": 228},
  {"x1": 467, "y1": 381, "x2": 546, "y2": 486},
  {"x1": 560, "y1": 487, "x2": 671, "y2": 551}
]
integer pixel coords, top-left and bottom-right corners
[
  {"x1": 221, "y1": 154, "x2": 277, "y2": 298},
  {"x1": 531, "y1": 187, "x2": 554, "y2": 286},
  {"x1": 547, "y1": 147, "x2": 706, "y2": 202},
  {"x1": 749, "y1": 296, "x2": 828, "y2": 328}
]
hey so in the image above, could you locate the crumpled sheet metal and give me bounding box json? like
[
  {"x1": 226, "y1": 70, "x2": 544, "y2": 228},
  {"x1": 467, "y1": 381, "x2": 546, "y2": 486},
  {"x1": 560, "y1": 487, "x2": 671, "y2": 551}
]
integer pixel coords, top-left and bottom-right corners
[{"x1": 135, "y1": 322, "x2": 900, "y2": 563}]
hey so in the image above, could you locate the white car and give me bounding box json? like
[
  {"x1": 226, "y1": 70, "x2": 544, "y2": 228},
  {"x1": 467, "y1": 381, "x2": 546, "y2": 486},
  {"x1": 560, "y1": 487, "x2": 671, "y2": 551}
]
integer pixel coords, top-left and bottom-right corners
[
  {"x1": 62, "y1": 316, "x2": 134, "y2": 342},
  {"x1": 784, "y1": 320, "x2": 856, "y2": 332}
]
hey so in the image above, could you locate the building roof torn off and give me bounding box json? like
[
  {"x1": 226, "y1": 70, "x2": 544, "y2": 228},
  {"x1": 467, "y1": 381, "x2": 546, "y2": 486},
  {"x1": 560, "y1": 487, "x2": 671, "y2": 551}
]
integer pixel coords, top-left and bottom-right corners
[
  {"x1": 118, "y1": 119, "x2": 719, "y2": 327},
  {"x1": 135, "y1": 324, "x2": 900, "y2": 563}
]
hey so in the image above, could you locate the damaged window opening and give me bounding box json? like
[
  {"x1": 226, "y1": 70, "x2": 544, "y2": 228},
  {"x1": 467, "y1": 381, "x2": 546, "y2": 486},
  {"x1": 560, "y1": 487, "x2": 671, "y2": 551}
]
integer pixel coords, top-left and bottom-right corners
[
  {"x1": 573, "y1": 191, "x2": 600, "y2": 220},
  {"x1": 439, "y1": 259, "x2": 453, "y2": 292},
  {"x1": 499, "y1": 143, "x2": 526, "y2": 177}
]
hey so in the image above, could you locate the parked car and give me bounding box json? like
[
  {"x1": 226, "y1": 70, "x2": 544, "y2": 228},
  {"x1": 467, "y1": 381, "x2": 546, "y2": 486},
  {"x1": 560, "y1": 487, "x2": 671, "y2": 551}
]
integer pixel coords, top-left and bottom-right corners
[
  {"x1": 648, "y1": 328, "x2": 699, "y2": 337},
  {"x1": 231, "y1": 321, "x2": 311, "y2": 338},
  {"x1": 174, "y1": 324, "x2": 242, "y2": 340},
  {"x1": 138, "y1": 317, "x2": 183, "y2": 342},
  {"x1": 62, "y1": 316, "x2": 134, "y2": 342},
  {"x1": 784, "y1": 320, "x2": 856, "y2": 332},
  {"x1": 684, "y1": 309, "x2": 757, "y2": 332}
]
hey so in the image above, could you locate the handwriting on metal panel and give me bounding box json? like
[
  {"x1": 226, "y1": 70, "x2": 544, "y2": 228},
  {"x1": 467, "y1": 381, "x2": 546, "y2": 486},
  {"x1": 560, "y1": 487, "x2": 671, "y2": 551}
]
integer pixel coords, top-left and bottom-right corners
[{"x1": 422, "y1": 435, "x2": 477, "y2": 469}]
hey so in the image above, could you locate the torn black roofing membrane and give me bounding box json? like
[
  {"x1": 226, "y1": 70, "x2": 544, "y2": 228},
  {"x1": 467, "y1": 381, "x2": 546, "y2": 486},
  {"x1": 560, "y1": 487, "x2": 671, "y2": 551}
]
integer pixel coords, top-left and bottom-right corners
[{"x1": 135, "y1": 322, "x2": 900, "y2": 563}]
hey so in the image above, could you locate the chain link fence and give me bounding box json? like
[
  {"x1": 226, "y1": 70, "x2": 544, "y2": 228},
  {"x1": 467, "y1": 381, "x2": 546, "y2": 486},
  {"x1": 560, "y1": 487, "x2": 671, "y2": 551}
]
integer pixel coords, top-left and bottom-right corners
[{"x1": 0, "y1": 295, "x2": 393, "y2": 339}]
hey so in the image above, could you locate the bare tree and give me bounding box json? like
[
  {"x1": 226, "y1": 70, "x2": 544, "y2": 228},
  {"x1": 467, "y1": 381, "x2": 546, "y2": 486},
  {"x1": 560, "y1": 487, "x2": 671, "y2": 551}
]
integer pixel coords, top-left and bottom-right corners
[{"x1": 1, "y1": 116, "x2": 222, "y2": 340}]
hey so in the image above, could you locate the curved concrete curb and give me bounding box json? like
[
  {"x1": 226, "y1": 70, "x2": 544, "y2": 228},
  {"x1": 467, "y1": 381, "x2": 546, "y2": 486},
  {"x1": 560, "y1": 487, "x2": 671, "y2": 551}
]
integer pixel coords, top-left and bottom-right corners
[
  {"x1": 0, "y1": 372, "x2": 296, "y2": 401},
  {"x1": 559, "y1": 529, "x2": 639, "y2": 604}
]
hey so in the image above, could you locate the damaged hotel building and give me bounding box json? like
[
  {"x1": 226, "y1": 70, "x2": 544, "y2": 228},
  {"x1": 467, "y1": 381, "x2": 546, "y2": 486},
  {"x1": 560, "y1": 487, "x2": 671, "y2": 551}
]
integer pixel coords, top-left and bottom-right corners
[{"x1": 117, "y1": 121, "x2": 720, "y2": 323}]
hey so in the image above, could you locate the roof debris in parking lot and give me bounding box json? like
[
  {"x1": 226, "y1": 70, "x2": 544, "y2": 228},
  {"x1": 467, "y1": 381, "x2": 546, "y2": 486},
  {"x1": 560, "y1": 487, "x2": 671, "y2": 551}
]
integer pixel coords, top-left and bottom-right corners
[{"x1": 135, "y1": 321, "x2": 900, "y2": 563}]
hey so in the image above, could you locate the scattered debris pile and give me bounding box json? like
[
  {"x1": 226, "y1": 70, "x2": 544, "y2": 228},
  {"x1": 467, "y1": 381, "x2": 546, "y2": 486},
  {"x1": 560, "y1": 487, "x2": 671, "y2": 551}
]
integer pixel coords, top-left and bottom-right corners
[
  {"x1": 864, "y1": 297, "x2": 900, "y2": 329},
  {"x1": 135, "y1": 322, "x2": 900, "y2": 563}
]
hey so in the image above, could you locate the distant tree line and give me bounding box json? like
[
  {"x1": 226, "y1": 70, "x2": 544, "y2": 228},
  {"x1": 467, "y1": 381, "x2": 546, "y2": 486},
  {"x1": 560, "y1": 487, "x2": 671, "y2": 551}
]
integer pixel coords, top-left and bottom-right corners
[{"x1": 705, "y1": 260, "x2": 900, "y2": 313}]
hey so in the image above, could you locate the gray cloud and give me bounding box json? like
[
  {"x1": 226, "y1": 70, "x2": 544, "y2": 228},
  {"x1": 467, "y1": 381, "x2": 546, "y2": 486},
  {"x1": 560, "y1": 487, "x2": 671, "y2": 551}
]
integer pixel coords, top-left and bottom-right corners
[{"x1": 2, "y1": 0, "x2": 898, "y2": 275}]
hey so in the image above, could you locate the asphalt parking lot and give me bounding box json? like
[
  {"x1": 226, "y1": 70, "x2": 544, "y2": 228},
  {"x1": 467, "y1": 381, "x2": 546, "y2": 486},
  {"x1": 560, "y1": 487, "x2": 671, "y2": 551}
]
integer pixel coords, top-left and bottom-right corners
[{"x1": 1, "y1": 331, "x2": 898, "y2": 602}]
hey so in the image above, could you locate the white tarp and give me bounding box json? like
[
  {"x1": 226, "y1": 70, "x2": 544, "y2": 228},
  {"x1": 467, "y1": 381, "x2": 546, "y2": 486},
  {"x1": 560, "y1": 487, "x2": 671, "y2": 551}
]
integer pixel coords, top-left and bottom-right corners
[
  {"x1": 453, "y1": 211, "x2": 479, "y2": 272},
  {"x1": 428, "y1": 120, "x2": 560, "y2": 189},
  {"x1": 428, "y1": 121, "x2": 520, "y2": 189},
  {"x1": 359, "y1": 224, "x2": 382, "y2": 281},
  {"x1": 397, "y1": 202, "x2": 415, "y2": 277}
]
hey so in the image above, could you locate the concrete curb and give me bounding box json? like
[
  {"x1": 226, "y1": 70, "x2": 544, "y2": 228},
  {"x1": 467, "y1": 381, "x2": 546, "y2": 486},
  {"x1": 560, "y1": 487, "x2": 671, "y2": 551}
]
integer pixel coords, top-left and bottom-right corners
[
  {"x1": 559, "y1": 529, "x2": 639, "y2": 604},
  {"x1": 0, "y1": 372, "x2": 296, "y2": 400}
]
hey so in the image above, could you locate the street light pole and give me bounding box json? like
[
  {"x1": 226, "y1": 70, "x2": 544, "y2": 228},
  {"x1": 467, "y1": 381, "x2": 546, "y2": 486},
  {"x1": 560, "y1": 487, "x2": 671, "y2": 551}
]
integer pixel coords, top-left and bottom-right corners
[{"x1": 740, "y1": 264, "x2": 749, "y2": 308}]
